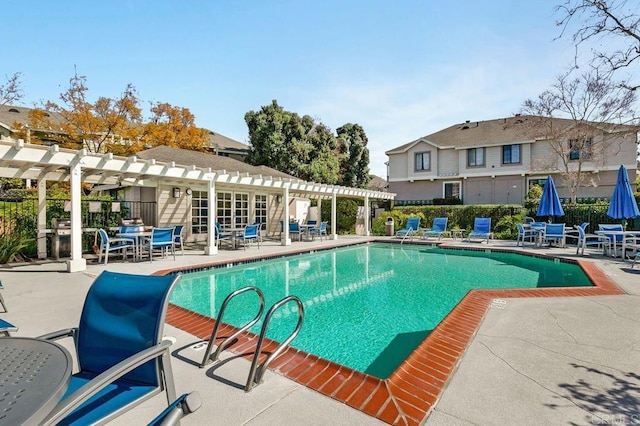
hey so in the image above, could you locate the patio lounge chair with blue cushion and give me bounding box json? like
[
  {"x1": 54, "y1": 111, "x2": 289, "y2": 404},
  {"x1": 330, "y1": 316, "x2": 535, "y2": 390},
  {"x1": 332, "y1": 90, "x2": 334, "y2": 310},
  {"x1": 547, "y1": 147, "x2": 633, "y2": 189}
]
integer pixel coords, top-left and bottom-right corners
[
  {"x1": 240, "y1": 224, "x2": 261, "y2": 249},
  {"x1": 289, "y1": 221, "x2": 302, "y2": 242},
  {"x1": 310, "y1": 221, "x2": 328, "y2": 241},
  {"x1": 576, "y1": 225, "x2": 610, "y2": 256},
  {"x1": 0, "y1": 318, "x2": 17, "y2": 336},
  {"x1": 96, "y1": 228, "x2": 134, "y2": 265},
  {"x1": 39, "y1": 271, "x2": 180, "y2": 426},
  {"x1": 542, "y1": 223, "x2": 566, "y2": 247},
  {"x1": 467, "y1": 218, "x2": 492, "y2": 243},
  {"x1": 422, "y1": 217, "x2": 448, "y2": 240},
  {"x1": 144, "y1": 227, "x2": 176, "y2": 261},
  {"x1": 396, "y1": 217, "x2": 421, "y2": 239},
  {"x1": 172, "y1": 225, "x2": 185, "y2": 255},
  {"x1": 516, "y1": 223, "x2": 538, "y2": 247}
]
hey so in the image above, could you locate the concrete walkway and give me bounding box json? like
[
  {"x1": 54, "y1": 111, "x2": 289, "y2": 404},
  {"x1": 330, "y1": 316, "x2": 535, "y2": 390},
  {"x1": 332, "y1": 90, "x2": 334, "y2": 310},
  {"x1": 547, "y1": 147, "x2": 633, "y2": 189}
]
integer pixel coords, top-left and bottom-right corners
[{"x1": 0, "y1": 237, "x2": 638, "y2": 425}]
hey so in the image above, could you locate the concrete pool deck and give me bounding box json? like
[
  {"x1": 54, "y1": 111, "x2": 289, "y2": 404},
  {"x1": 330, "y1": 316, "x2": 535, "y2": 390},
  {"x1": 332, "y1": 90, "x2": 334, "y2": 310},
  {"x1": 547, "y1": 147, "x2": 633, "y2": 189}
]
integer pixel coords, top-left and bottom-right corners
[{"x1": 0, "y1": 236, "x2": 638, "y2": 425}]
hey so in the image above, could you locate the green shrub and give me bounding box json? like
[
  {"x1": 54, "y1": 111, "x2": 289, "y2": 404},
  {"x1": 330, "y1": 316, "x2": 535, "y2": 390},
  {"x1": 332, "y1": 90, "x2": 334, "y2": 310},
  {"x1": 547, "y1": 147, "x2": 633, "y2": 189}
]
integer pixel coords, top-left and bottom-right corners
[
  {"x1": 0, "y1": 234, "x2": 31, "y2": 263},
  {"x1": 493, "y1": 214, "x2": 523, "y2": 240},
  {"x1": 321, "y1": 198, "x2": 360, "y2": 234}
]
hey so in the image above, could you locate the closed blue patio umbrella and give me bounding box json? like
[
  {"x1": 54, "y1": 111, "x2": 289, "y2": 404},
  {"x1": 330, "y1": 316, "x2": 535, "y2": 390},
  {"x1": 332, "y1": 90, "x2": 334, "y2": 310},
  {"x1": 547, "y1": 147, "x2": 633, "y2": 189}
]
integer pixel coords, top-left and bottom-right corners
[
  {"x1": 606, "y1": 165, "x2": 639, "y2": 227},
  {"x1": 537, "y1": 175, "x2": 564, "y2": 219}
]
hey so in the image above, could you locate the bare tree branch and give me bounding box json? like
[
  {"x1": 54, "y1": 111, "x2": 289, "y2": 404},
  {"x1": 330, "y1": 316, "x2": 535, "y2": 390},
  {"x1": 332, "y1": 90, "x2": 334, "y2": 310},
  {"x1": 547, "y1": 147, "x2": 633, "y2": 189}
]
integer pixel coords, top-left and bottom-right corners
[{"x1": 0, "y1": 72, "x2": 24, "y2": 105}]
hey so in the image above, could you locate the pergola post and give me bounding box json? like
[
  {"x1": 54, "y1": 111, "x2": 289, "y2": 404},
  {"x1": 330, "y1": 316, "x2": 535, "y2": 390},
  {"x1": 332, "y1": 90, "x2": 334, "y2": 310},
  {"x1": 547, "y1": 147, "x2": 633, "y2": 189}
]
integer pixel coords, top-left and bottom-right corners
[
  {"x1": 37, "y1": 178, "x2": 47, "y2": 259},
  {"x1": 66, "y1": 161, "x2": 86, "y2": 272},
  {"x1": 205, "y1": 177, "x2": 218, "y2": 255},
  {"x1": 330, "y1": 192, "x2": 338, "y2": 240},
  {"x1": 364, "y1": 195, "x2": 370, "y2": 236},
  {"x1": 281, "y1": 188, "x2": 291, "y2": 245}
]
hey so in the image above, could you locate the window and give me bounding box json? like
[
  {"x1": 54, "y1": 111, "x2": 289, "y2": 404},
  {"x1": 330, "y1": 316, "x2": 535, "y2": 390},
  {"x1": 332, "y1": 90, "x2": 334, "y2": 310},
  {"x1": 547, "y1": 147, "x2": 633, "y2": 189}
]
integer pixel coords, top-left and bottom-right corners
[
  {"x1": 528, "y1": 178, "x2": 546, "y2": 190},
  {"x1": 234, "y1": 193, "x2": 249, "y2": 227},
  {"x1": 444, "y1": 182, "x2": 461, "y2": 200},
  {"x1": 216, "y1": 192, "x2": 232, "y2": 228},
  {"x1": 467, "y1": 148, "x2": 485, "y2": 167},
  {"x1": 502, "y1": 144, "x2": 521, "y2": 164},
  {"x1": 414, "y1": 152, "x2": 431, "y2": 171},
  {"x1": 569, "y1": 138, "x2": 592, "y2": 160},
  {"x1": 255, "y1": 194, "x2": 267, "y2": 227},
  {"x1": 191, "y1": 190, "x2": 209, "y2": 234}
]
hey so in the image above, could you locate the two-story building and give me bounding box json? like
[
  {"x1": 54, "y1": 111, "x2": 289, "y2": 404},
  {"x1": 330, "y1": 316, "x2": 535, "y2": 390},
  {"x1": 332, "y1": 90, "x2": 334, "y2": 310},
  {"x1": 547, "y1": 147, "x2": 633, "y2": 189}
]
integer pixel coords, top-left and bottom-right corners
[{"x1": 386, "y1": 115, "x2": 638, "y2": 205}]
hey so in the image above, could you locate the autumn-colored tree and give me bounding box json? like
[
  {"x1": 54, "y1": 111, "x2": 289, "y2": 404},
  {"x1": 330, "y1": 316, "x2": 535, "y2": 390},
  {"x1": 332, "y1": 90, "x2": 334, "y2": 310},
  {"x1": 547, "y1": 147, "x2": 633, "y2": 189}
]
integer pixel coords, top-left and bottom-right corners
[
  {"x1": 31, "y1": 72, "x2": 143, "y2": 153},
  {"x1": 141, "y1": 102, "x2": 209, "y2": 152},
  {"x1": 0, "y1": 72, "x2": 23, "y2": 105}
]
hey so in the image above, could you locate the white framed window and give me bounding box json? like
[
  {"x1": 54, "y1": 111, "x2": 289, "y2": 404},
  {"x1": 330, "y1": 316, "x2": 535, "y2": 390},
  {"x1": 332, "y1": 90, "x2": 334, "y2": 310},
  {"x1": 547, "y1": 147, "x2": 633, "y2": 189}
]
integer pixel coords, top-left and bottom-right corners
[
  {"x1": 234, "y1": 193, "x2": 249, "y2": 227},
  {"x1": 216, "y1": 191, "x2": 232, "y2": 228},
  {"x1": 191, "y1": 190, "x2": 209, "y2": 235},
  {"x1": 255, "y1": 194, "x2": 267, "y2": 227},
  {"x1": 443, "y1": 181, "x2": 461, "y2": 200},
  {"x1": 415, "y1": 151, "x2": 431, "y2": 171}
]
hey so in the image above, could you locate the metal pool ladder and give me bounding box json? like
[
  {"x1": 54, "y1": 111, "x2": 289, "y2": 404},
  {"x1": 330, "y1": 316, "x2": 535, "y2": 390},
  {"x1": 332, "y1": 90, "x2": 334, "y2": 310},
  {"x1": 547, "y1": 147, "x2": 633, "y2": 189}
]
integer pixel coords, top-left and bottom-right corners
[
  {"x1": 200, "y1": 286, "x2": 265, "y2": 368},
  {"x1": 245, "y1": 295, "x2": 304, "y2": 392}
]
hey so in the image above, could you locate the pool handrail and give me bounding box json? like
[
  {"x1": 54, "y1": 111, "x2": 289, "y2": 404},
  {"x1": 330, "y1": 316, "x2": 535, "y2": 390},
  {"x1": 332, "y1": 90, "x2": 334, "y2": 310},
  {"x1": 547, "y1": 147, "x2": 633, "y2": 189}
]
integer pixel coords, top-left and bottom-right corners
[{"x1": 200, "y1": 286, "x2": 265, "y2": 368}]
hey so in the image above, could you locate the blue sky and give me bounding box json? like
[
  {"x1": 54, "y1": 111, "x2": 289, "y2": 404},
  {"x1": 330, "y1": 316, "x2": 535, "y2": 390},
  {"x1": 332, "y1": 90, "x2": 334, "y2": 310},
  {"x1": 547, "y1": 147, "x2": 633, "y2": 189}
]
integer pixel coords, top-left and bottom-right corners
[{"x1": 4, "y1": 1, "x2": 579, "y2": 177}]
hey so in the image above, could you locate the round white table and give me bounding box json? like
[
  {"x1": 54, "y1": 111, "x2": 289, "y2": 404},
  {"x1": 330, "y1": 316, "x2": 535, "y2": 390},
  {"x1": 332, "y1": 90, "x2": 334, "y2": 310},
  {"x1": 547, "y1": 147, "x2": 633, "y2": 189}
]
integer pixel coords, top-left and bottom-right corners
[{"x1": 0, "y1": 337, "x2": 73, "y2": 425}]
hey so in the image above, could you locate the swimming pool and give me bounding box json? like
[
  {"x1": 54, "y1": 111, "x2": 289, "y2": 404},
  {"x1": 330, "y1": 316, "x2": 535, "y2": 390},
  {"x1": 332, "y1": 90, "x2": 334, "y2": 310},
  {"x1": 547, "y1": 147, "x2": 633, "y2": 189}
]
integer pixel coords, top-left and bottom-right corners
[{"x1": 171, "y1": 243, "x2": 592, "y2": 379}]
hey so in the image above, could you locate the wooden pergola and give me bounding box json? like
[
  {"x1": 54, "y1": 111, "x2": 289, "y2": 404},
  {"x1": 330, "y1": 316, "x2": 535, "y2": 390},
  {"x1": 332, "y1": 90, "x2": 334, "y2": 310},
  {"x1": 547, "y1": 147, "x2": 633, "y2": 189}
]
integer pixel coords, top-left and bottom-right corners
[{"x1": 0, "y1": 138, "x2": 394, "y2": 272}]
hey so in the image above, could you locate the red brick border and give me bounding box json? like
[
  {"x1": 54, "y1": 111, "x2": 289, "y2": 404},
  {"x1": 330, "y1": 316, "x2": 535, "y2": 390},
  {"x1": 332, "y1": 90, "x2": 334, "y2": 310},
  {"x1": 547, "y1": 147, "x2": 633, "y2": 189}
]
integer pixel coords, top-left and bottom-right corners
[{"x1": 162, "y1": 252, "x2": 624, "y2": 425}]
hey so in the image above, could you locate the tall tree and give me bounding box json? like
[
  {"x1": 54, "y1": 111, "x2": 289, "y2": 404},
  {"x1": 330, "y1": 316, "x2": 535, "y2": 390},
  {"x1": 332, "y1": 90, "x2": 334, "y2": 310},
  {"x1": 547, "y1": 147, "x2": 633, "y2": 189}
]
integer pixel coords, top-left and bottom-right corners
[
  {"x1": 0, "y1": 72, "x2": 24, "y2": 105},
  {"x1": 34, "y1": 72, "x2": 142, "y2": 152},
  {"x1": 141, "y1": 102, "x2": 209, "y2": 152},
  {"x1": 556, "y1": 0, "x2": 640, "y2": 90},
  {"x1": 245, "y1": 100, "x2": 340, "y2": 183},
  {"x1": 336, "y1": 123, "x2": 370, "y2": 188},
  {"x1": 521, "y1": 67, "x2": 637, "y2": 202}
]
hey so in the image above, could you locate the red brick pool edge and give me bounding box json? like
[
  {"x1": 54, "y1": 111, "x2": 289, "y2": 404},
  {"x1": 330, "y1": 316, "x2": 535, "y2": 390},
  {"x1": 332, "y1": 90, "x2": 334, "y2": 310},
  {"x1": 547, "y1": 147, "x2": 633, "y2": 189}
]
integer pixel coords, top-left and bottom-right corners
[{"x1": 162, "y1": 258, "x2": 624, "y2": 426}]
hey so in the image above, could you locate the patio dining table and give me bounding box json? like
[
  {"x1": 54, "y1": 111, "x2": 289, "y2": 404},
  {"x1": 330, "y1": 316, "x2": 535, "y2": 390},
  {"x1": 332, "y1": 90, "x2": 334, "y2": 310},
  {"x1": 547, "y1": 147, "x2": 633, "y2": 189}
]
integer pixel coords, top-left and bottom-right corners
[
  {"x1": 299, "y1": 224, "x2": 316, "y2": 241},
  {"x1": 116, "y1": 230, "x2": 152, "y2": 261},
  {"x1": 594, "y1": 230, "x2": 640, "y2": 258},
  {"x1": 0, "y1": 337, "x2": 73, "y2": 425}
]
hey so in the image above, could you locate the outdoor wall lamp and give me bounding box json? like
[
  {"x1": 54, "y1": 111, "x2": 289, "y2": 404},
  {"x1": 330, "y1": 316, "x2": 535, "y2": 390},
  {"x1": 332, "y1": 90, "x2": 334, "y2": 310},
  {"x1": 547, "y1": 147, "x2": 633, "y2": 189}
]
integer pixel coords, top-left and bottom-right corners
[
  {"x1": 172, "y1": 187, "x2": 181, "y2": 198},
  {"x1": 275, "y1": 195, "x2": 283, "y2": 203}
]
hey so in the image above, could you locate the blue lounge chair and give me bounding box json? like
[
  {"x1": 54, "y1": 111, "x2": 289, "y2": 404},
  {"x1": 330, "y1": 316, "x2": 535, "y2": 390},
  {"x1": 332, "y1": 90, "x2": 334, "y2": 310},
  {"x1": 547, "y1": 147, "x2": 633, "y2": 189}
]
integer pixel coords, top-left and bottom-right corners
[
  {"x1": 289, "y1": 221, "x2": 302, "y2": 242},
  {"x1": 39, "y1": 271, "x2": 181, "y2": 425},
  {"x1": 576, "y1": 225, "x2": 610, "y2": 255},
  {"x1": 0, "y1": 318, "x2": 17, "y2": 336},
  {"x1": 542, "y1": 223, "x2": 566, "y2": 247},
  {"x1": 172, "y1": 225, "x2": 185, "y2": 255},
  {"x1": 422, "y1": 217, "x2": 449, "y2": 240},
  {"x1": 214, "y1": 222, "x2": 232, "y2": 248},
  {"x1": 516, "y1": 223, "x2": 538, "y2": 247},
  {"x1": 96, "y1": 228, "x2": 134, "y2": 265},
  {"x1": 395, "y1": 217, "x2": 421, "y2": 239},
  {"x1": 310, "y1": 221, "x2": 328, "y2": 241},
  {"x1": 241, "y1": 224, "x2": 261, "y2": 249},
  {"x1": 144, "y1": 227, "x2": 176, "y2": 261},
  {"x1": 467, "y1": 218, "x2": 492, "y2": 243}
]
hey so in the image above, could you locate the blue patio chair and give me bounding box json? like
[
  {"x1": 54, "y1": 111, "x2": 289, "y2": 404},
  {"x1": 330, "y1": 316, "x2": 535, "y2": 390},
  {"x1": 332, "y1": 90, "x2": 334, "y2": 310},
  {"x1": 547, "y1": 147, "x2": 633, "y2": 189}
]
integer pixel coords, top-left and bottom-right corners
[
  {"x1": 598, "y1": 224, "x2": 624, "y2": 257},
  {"x1": 516, "y1": 223, "x2": 538, "y2": 247},
  {"x1": 241, "y1": 224, "x2": 261, "y2": 249},
  {"x1": 39, "y1": 271, "x2": 181, "y2": 426},
  {"x1": 289, "y1": 221, "x2": 302, "y2": 241},
  {"x1": 148, "y1": 392, "x2": 201, "y2": 426},
  {"x1": 467, "y1": 218, "x2": 492, "y2": 243},
  {"x1": 395, "y1": 217, "x2": 421, "y2": 239},
  {"x1": 0, "y1": 318, "x2": 17, "y2": 336},
  {"x1": 310, "y1": 221, "x2": 328, "y2": 241},
  {"x1": 576, "y1": 225, "x2": 610, "y2": 256},
  {"x1": 172, "y1": 225, "x2": 185, "y2": 255},
  {"x1": 542, "y1": 223, "x2": 566, "y2": 247},
  {"x1": 0, "y1": 280, "x2": 8, "y2": 312},
  {"x1": 144, "y1": 227, "x2": 176, "y2": 261},
  {"x1": 214, "y1": 222, "x2": 232, "y2": 248},
  {"x1": 96, "y1": 228, "x2": 134, "y2": 265},
  {"x1": 306, "y1": 220, "x2": 317, "y2": 227},
  {"x1": 422, "y1": 217, "x2": 449, "y2": 240}
]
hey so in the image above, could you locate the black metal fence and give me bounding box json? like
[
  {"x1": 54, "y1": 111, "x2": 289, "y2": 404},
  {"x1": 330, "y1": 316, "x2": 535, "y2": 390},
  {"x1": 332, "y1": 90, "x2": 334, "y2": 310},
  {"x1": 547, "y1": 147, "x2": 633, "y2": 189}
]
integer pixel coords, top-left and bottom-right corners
[{"x1": 0, "y1": 197, "x2": 157, "y2": 256}]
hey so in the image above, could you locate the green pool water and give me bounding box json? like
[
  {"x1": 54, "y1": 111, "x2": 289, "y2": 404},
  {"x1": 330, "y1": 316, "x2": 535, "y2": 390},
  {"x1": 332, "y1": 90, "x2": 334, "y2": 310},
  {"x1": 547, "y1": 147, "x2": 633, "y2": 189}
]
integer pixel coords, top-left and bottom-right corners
[{"x1": 171, "y1": 243, "x2": 592, "y2": 379}]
